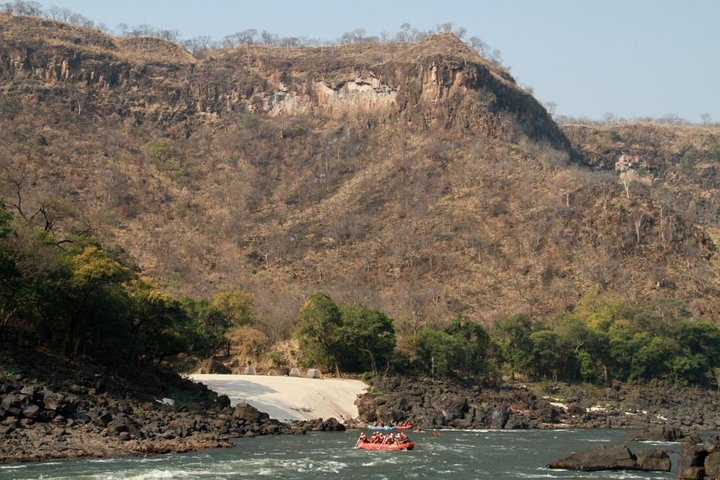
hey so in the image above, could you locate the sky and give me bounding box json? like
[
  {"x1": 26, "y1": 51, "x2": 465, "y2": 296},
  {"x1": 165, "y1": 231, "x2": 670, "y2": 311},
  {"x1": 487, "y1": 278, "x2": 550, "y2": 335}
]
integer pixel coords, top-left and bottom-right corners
[{"x1": 31, "y1": 0, "x2": 720, "y2": 122}]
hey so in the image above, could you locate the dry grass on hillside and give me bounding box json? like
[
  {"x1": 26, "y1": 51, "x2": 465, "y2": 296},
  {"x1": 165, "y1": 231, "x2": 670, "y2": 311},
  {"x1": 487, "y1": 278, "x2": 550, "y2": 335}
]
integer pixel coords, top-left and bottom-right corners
[{"x1": 1, "y1": 14, "x2": 719, "y2": 341}]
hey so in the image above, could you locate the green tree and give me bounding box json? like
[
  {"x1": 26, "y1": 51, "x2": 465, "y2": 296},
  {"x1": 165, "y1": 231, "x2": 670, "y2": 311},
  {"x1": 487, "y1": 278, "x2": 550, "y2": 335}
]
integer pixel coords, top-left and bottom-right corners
[
  {"x1": 338, "y1": 305, "x2": 395, "y2": 374},
  {"x1": 180, "y1": 297, "x2": 228, "y2": 357},
  {"x1": 211, "y1": 290, "x2": 255, "y2": 327},
  {"x1": 493, "y1": 314, "x2": 533, "y2": 379},
  {"x1": 558, "y1": 315, "x2": 610, "y2": 384},
  {"x1": 212, "y1": 290, "x2": 255, "y2": 355},
  {"x1": 445, "y1": 314, "x2": 491, "y2": 375},
  {"x1": 529, "y1": 330, "x2": 570, "y2": 381},
  {"x1": 294, "y1": 292, "x2": 343, "y2": 374},
  {"x1": 128, "y1": 279, "x2": 194, "y2": 363},
  {"x1": 62, "y1": 245, "x2": 133, "y2": 358},
  {"x1": 414, "y1": 328, "x2": 463, "y2": 376},
  {"x1": 413, "y1": 315, "x2": 493, "y2": 378},
  {"x1": 629, "y1": 335, "x2": 679, "y2": 382},
  {"x1": 0, "y1": 203, "x2": 20, "y2": 334}
]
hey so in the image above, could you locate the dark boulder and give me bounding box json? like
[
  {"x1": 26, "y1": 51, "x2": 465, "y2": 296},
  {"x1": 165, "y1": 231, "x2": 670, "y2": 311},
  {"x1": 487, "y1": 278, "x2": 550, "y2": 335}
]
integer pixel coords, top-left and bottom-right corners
[
  {"x1": 319, "y1": 417, "x2": 345, "y2": 432},
  {"x1": 216, "y1": 395, "x2": 231, "y2": 409},
  {"x1": 39, "y1": 389, "x2": 62, "y2": 412},
  {"x1": 705, "y1": 451, "x2": 720, "y2": 479},
  {"x1": 21, "y1": 404, "x2": 40, "y2": 419},
  {"x1": 566, "y1": 404, "x2": 585, "y2": 415},
  {"x1": 1, "y1": 393, "x2": 21, "y2": 410},
  {"x1": 636, "y1": 449, "x2": 672, "y2": 472},
  {"x1": 67, "y1": 384, "x2": 86, "y2": 395},
  {"x1": 71, "y1": 412, "x2": 92, "y2": 424},
  {"x1": 548, "y1": 444, "x2": 670, "y2": 472},
  {"x1": 490, "y1": 404, "x2": 509, "y2": 429},
  {"x1": 679, "y1": 439, "x2": 710, "y2": 480},
  {"x1": 536, "y1": 406, "x2": 562, "y2": 424},
  {"x1": 631, "y1": 425, "x2": 684, "y2": 442},
  {"x1": 504, "y1": 414, "x2": 532, "y2": 429},
  {"x1": 93, "y1": 411, "x2": 114, "y2": 427},
  {"x1": 0, "y1": 379, "x2": 19, "y2": 394},
  {"x1": 232, "y1": 403, "x2": 263, "y2": 423},
  {"x1": 436, "y1": 393, "x2": 468, "y2": 421}
]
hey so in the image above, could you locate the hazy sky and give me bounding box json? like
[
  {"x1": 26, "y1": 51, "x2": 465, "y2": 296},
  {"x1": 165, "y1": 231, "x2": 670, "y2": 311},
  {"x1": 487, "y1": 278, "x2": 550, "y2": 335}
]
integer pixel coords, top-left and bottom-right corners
[{"x1": 35, "y1": 0, "x2": 719, "y2": 122}]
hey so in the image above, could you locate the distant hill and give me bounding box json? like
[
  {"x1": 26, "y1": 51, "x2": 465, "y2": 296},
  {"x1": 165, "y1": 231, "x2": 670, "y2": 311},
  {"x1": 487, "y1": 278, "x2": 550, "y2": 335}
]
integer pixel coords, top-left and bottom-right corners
[{"x1": 1, "y1": 13, "x2": 719, "y2": 340}]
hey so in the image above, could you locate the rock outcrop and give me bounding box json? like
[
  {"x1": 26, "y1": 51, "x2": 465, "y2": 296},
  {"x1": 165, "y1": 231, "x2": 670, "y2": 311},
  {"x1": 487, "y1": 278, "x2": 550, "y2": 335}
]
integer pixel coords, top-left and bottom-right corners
[
  {"x1": 0, "y1": 346, "x2": 311, "y2": 463},
  {"x1": 677, "y1": 435, "x2": 720, "y2": 480},
  {"x1": 355, "y1": 376, "x2": 720, "y2": 431},
  {"x1": 631, "y1": 425, "x2": 685, "y2": 442},
  {"x1": 547, "y1": 444, "x2": 671, "y2": 472},
  {"x1": 0, "y1": 14, "x2": 568, "y2": 151}
]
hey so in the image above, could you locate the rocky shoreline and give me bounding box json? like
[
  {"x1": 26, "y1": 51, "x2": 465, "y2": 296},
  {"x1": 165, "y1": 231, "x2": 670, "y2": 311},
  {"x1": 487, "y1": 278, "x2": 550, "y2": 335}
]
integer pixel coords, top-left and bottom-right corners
[
  {"x1": 354, "y1": 376, "x2": 720, "y2": 431},
  {"x1": 0, "y1": 347, "x2": 345, "y2": 464}
]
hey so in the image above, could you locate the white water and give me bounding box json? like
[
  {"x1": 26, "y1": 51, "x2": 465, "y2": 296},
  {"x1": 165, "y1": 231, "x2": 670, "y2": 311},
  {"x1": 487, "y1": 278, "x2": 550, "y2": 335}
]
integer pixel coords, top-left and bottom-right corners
[{"x1": 0, "y1": 429, "x2": 682, "y2": 480}]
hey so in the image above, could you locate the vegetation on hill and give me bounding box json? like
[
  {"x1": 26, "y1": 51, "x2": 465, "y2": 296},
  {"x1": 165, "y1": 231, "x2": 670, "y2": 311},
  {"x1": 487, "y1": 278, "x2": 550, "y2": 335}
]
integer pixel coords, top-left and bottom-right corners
[
  {"x1": 1, "y1": 11, "x2": 720, "y2": 392},
  {"x1": 0, "y1": 201, "x2": 259, "y2": 367}
]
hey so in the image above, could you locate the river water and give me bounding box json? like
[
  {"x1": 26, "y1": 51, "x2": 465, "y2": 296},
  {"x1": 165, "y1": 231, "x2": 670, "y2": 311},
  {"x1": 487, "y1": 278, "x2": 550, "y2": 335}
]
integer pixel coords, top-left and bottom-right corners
[{"x1": 0, "y1": 429, "x2": 680, "y2": 480}]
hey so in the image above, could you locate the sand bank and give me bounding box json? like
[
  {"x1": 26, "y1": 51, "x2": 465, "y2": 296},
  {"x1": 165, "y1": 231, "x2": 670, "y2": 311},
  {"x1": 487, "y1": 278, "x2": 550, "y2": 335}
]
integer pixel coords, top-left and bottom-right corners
[{"x1": 190, "y1": 374, "x2": 368, "y2": 422}]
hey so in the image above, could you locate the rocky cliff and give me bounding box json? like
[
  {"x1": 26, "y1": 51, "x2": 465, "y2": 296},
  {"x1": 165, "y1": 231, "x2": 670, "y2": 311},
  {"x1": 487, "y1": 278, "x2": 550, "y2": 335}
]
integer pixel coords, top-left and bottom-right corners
[{"x1": 0, "y1": 15, "x2": 567, "y2": 148}]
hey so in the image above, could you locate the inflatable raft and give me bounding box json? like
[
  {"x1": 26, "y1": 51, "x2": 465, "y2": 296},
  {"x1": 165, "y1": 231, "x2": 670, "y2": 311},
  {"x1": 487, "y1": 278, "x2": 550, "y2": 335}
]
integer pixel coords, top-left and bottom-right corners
[
  {"x1": 357, "y1": 441, "x2": 415, "y2": 451},
  {"x1": 367, "y1": 425, "x2": 395, "y2": 431}
]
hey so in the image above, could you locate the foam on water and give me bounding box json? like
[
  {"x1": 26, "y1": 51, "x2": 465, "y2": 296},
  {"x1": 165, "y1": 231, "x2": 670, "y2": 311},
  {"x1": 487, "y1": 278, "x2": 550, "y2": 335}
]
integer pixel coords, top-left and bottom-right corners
[{"x1": 1, "y1": 429, "x2": 685, "y2": 480}]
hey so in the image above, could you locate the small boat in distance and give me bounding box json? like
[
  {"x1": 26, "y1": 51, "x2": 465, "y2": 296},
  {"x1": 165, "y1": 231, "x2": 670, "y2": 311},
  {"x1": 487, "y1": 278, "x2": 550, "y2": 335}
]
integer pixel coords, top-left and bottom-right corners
[
  {"x1": 367, "y1": 424, "x2": 395, "y2": 430},
  {"x1": 367, "y1": 421, "x2": 413, "y2": 430}
]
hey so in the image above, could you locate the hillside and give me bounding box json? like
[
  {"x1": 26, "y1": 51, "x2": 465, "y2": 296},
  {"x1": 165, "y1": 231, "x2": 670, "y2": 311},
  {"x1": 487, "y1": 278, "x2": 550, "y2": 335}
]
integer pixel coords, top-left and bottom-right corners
[
  {"x1": 1, "y1": 13, "x2": 719, "y2": 343},
  {"x1": 564, "y1": 122, "x2": 720, "y2": 228}
]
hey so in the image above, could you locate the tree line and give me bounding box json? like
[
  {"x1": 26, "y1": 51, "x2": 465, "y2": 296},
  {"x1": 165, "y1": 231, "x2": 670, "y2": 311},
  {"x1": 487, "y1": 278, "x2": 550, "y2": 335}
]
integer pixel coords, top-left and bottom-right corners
[
  {"x1": 0, "y1": 0, "x2": 503, "y2": 63},
  {"x1": 293, "y1": 291, "x2": 720, "y2": 388}
]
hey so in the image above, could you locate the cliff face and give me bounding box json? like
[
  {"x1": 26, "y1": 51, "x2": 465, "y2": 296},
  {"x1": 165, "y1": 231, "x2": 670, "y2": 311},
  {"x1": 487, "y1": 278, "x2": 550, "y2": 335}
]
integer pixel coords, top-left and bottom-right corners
[
  {"x1": 0, "y1": 16, "x2": 566, "y2": 148},
  {"x1": 1, "y1": 14, "x2": 718, "y2": 332}
]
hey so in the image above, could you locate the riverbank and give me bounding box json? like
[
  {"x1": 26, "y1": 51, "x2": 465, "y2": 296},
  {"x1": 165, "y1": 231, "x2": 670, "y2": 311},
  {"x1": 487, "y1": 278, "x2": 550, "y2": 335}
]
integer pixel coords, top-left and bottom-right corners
[
  {"x1": 189, "y1": 374, "x2": 367, "y2": 422},
  {"x1": 0, "y1": 346, "x2": 332, "y2": 463},
  {"x1": 355, "y1": 375, "x2": 720, "y2": 432}
]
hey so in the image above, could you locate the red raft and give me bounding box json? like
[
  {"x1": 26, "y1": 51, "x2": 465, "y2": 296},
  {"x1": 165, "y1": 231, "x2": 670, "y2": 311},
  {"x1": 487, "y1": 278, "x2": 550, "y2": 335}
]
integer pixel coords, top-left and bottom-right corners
[{"x1": 357, "y1": 441, "x2": 415, "y2": 451}]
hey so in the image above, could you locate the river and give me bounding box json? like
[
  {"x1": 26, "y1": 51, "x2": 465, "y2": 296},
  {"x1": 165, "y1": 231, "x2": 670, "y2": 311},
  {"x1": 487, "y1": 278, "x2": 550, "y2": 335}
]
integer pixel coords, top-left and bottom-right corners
[{"x1": 0, "y1": 429, "x2": 679, "y2": 479}]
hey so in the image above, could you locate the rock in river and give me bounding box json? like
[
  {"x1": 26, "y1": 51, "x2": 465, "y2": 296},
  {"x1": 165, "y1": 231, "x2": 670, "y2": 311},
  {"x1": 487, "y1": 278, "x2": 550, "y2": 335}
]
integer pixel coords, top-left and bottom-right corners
[{"x1": 548, "y1": 444, "x2": 670, "y2": 472}]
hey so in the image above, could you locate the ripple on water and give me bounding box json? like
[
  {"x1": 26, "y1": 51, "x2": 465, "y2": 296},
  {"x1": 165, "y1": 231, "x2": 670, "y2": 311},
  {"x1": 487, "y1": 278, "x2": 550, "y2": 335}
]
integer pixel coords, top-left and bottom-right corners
[{"x1": 524, "y1": 467, "x2": 672, "y2": 480}]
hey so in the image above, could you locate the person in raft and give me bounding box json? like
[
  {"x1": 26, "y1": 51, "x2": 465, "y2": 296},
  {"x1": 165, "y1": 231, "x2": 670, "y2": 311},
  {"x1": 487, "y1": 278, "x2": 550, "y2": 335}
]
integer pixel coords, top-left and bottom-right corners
[{"x1": 357, "y1": 432, "x2": 410, "y2": 445}]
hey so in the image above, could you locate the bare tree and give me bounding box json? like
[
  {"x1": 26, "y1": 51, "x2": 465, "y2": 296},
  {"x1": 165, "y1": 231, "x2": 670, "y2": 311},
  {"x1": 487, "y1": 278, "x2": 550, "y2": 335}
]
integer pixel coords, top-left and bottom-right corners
[
  {"x1": 618, "y1": 170, "x2": 637, "y2": 198},
  {"x1": 1, "y1": 0, "x2": 43, "y2": 16},
  {"x1": 468, "y1": 36, "x2": 489, "y2": 56},
  {"x1": 633, "y1": 211, "x2": 645, "y2": 245},
  {"x1": 183, "y1": 36, "x2": 214, "y2": 58},
  {"x1": 260, "y1": 30, "x2": 278, "y2": 46}
]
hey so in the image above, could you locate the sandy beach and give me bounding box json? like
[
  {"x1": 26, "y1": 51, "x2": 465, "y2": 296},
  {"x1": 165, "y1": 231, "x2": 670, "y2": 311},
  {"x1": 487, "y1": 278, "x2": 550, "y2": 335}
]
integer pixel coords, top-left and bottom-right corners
[{"x1": 189, "y1": 374, "x2": 368, "y2": 422}]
